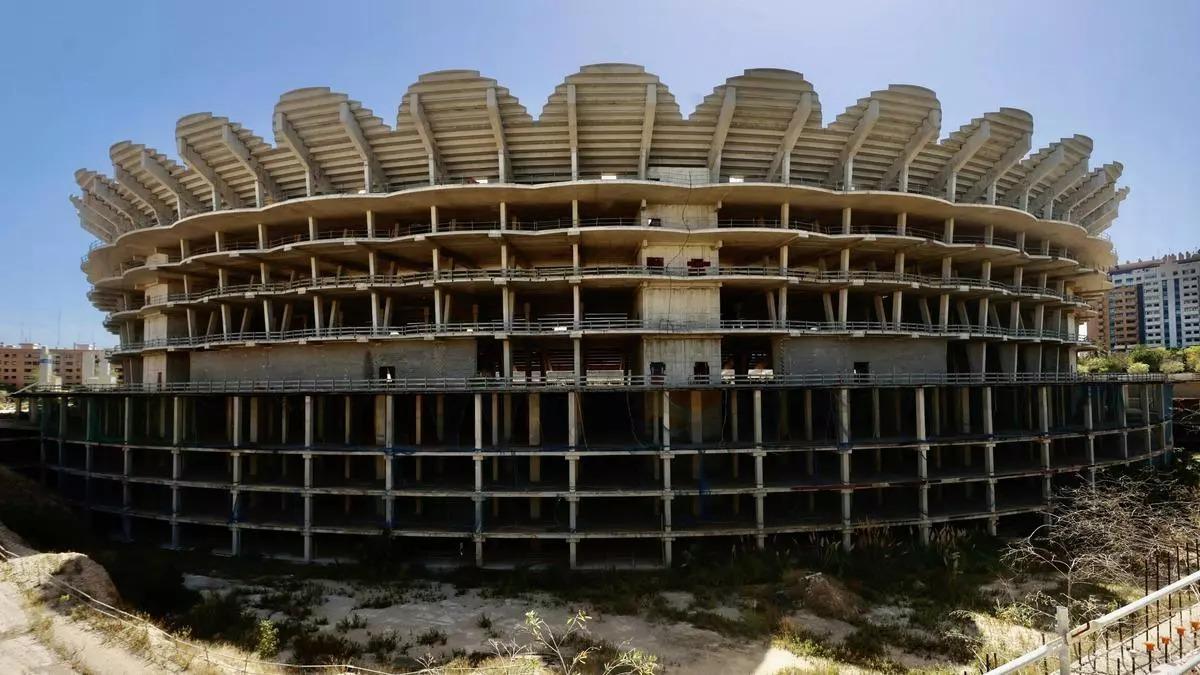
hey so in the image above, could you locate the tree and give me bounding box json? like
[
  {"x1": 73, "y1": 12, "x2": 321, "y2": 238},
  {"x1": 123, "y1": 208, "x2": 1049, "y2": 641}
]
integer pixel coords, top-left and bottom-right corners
[{"x1": 1002, "y1": 471, "x2": 1200, "y2": 622}]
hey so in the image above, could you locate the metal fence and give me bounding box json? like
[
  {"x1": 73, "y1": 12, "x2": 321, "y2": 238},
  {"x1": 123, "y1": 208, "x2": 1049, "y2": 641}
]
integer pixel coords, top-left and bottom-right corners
[{"x1": 984, "y1": 546, "x2": 1200, "y2": 675}]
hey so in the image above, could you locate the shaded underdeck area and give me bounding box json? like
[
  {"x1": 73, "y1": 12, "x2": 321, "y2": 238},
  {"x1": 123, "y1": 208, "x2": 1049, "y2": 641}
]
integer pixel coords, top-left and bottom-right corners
[{"x1": 11, "y1": 379, "x2": 1176, "y2": 568}]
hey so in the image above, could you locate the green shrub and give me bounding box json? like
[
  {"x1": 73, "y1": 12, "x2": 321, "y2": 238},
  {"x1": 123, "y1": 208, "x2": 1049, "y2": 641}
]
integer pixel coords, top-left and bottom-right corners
[
  {"x1": 1129, "y1": 345, "x2": 1169, "y2": 371},
  {"x1": 1127, "y1": 362, "x2": 1150, "y2": 374},
  {"x1": 335, "y1": 612, "x2": 368, "y2": 633},
  {"x1": 1162, "y1": 360, "x2": 1186, "y2": 374},
  {"x1": 291, "y1": 631, "x2": 363, "y2": 664},
  {"x1": 255, "y1": 619, "x2": 280, "y2": 658},
  {"x1": 416, "y1": 627, "x2": 447, "y2": 646},
  {"x1": 179, "y1": 592, "x2": 257, "y2": 648},
  {"x1": 1183, "y1": 346, "x2": 1200, "y2": 372}
]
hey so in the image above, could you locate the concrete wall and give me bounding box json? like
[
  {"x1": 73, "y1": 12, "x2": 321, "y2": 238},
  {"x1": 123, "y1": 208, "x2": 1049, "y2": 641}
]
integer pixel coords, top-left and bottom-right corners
[
  {"x1": 141, "y1": 352, "x2": 189, "y2": 384},
  {"x1": 638, "y1": 282, "x2": 720, "y2": 323},
  {"x1": 640, "y1": 243, "x2": 720, "y2": 268},
  {"x1": 189, "y1": 340, "x2": 478, "y2": 381},
  {"x1": 643, "y1": 203, "x2": 718, "y2": 229},
  {"x1": 641, "y1": 337, "x2": 721, "y2": 385},
  {"x1": 776, "y1": 337, "x2": 947, "y2": 375}
]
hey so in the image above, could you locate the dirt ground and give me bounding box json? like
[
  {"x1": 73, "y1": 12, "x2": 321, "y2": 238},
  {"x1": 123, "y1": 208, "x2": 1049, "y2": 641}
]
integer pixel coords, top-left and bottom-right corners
[{"x1": 185, "y1": 573, "x2": 967, "y2": 674}]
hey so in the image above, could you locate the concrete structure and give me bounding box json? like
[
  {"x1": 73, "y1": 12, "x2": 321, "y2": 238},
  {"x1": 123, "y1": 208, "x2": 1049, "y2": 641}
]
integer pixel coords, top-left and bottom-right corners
[
  {"x1": 1105, "y1": 252, "x2": 1200, "y2": 349},
  {"x1": 22, "y1": 65, "x2": 1172, "y2": 567},
  {"x1": 0, "y1": 343, "x2": 116, "y2": 389}
]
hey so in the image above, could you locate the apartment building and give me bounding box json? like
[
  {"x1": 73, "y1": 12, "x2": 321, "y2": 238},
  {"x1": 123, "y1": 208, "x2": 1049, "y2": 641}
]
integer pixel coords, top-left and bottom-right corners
[
  {"x1": 0, "y1": 343, "x2": 117, "y2": 389},
  {"x1": 1109, "y1": 251, "x2": 1200, "y2": 349}
]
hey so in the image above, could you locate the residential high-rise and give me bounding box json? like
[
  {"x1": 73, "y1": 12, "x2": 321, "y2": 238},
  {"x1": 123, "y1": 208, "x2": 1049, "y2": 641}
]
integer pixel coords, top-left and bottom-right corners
[
  {"x1": 0, "y1": 343, "x2": 117, "y2": 389},
  {"x1": 1108, "y1": 252, "x2": 1200, "y2": 349}
]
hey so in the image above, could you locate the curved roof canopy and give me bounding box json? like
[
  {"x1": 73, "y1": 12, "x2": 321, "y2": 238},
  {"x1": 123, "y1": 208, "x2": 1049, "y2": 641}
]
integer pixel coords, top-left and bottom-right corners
[{"x1": 73, "y1": 64, "x2": 1128, "y2": 243}]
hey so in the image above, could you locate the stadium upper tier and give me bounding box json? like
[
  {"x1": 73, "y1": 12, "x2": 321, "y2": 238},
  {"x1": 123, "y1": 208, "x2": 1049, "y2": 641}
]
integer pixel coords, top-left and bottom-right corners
[{"x1": 73, "y1": 64, "x2": 1125, "y2": 247}]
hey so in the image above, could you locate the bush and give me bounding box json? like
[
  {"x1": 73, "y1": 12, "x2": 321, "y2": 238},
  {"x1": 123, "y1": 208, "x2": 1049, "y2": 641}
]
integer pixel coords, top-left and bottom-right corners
[
  {"x1": 1079, "y1": 353, "x2": 1127, "y2": 373},
  {"x1": 291, "y1": 631, "x2": 363, "y2": 664},
  {"x1": 1184, "y1": 346, "x2": 1200, "y2": 372},
  {"x1": 1162, "y1": 360, "x2": 1186, "y2": 374},
  {"x1": 179, "y1": 592, "x2": 257, "y2": 648},
  {"x1": 255, "y1": 619, "x2": 280, "y2": 658},
  {"x1": 1127, "y1": 362, "x2": 1150, "y2": 374},
  {"x1": 1129, "y1": 345, "x2": 1169, "y2": 371},
  {"x1": 416, "y1": 627, "x2": 447, "y2": 646}
]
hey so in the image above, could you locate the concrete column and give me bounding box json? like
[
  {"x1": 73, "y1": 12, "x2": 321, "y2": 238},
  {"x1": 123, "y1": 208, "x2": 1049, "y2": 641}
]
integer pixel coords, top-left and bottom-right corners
[
  {"x1": 730, "y1": 391, "x2": 739, "y2": 443},
  {"x1": 836, "y1": 388, "x2": 850, "y2": 445},
  {"x1": 662, "y1": 391, "x2": 672, "y2": 450},
  {"x1": 871, "y1": 389, "x2": 881, "y2": 439},
  {"x1": 528, "y1": 393, "x2": 541, "y2": 446},
  {"x1": 172, "y1": 397, "x2": 184, "y2": 445},
  {"x1": 303, "y1": 491, "x2": 313, "y2": 562},
  {"x1": 567, "y1": 392, "x2": 578, "y2": 448},
  {"x1": 120, "y1": 393, "x2": 131, "y2": 441},
  {"x1": 752, "y1": 389, "x2": 762, "y2": 446},
  {"x1": 304, "y1": 395, "x2": 314, "y2": 448},
  {"x1": 473, "y1": 452, "x2": 483, "y2": 534},
  {"x1": 840, "y1": 456, "x2": 853, "y2": 552},
  {"x1": 529, "y1": 393, "x2": 542, "y2": 519},
  {"x1": 572, "y1": 284, "x2": 581, "y2": 328},
  {"x1": 231, "y1": 396, "x2": 242, "y2": 448},
  {"x1": 474, "y1": 394, "x2": 484, "y2": 450},
  {"x1": 414, "y1": 394, "x2": 423, "y2": 445}
]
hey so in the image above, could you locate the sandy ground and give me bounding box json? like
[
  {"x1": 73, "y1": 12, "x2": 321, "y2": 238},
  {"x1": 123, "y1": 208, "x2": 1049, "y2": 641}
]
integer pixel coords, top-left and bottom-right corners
[
  {"x1": 0, "y1": 524, "x2": 170, "y2": 675},
  {"x1": 0, "y1": 579, "x2": 76, "y2": 674},
  {"x1": 186, "y1": 574, "x2": 931, "y2": 674}
]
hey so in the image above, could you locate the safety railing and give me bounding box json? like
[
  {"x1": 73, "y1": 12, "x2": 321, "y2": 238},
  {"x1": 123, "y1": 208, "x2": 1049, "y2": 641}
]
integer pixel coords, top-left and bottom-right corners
[
  {"x1": 106, "y1": 317, "x2": 1090, "y2": 355},
  {"x1": 985, "y1": 546, "x2": 1200, "y2": 675},
  {"x1": 23, "y1": 370, "x2": 1167, "y2": 395},
  {"x1": 120, "y1": 266, "x2": 1090, "y2": 313},
  {"x1": 94, "y1": 217, "x2": 1094, "y2": 279}
]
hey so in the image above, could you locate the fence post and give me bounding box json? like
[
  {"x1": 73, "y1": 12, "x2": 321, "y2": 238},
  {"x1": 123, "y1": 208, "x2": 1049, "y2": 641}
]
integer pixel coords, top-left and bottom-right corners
[{"x1": 1056, "y1": 605, "x2": 1070, "y2": 675}]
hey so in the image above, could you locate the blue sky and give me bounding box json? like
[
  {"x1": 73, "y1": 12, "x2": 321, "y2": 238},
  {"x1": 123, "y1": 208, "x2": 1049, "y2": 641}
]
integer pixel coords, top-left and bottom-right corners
[{"x1": 1, "y1": 0, "x2": 1196, "y2": 346}]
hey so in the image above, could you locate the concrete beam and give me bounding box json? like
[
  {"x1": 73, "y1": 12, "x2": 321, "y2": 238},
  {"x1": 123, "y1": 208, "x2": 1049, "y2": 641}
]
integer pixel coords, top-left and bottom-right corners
[
  {"x1": 408, "y1": 93, "x2": 445, "y2": 185},
  {"x1": 638, "y1": 83, "x2": 656, "y2": 180},
  {"x1": 177, "y1": 138, "x2": 242, "y2": 210},
  {"x1": 220, "y1": 124, "x2": 283, "y2": 206},
  {"x1": 1057, "y1": 163, "x2": 1122, "y2": 219},
  {"x1": 930, "y1": 120, "x2": 991, "y2": 201},
  {"x1": 995, "y1": 142, "x2": 1061, "y2": 209},
  {"x1": 880, "y1": 107, "x2": 940, "y2": 192},
  {"x1": 961, "y1": 132, "x2": 1032, "y2": 205},
  {"x1": 79, "y1": 173, "x2": 145, "y2": 228},
  {"x1": 112, "y1": 164, "x2": 174, "y2": 224},
  {"x1": 1081, "y1": 187, "x2": 1129, "y2": 233},
  {"x1": 708, "y1": 86, "x2": 737, "y2": 182},
  {"x1": 828, "y1": 99, "x2": 880, "y2": 189},
  {"x1": 766, "y1": 92, "x2": 814, "y2": 183},
  {"x1": 1029, "y1": 157, "x2": 1087, "y2": 218},
  {"x1": 484, "y1": 88, "x2": 510, "y2": 183},
  {"x1": 275, "y1": 111, "x2": 333, "y2": 196},
  {"x1": 70, "y1": 195, "x2": 121, "y2": 240},
  {"x1": 566, "y1": 84, "x2": 579, "y2": 180},
  {"x1": 139, "y1": 150, "x2": 202, "y2": 215},
  {"x1": 338, "y1": 101, "x2": 387, "y2": 192}
]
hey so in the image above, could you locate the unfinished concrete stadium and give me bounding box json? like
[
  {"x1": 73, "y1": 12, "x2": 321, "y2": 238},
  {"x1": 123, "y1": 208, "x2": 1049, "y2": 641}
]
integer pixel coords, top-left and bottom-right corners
[{"x1": 19, "y1": 64, "x2": 1173, "y2": 568}]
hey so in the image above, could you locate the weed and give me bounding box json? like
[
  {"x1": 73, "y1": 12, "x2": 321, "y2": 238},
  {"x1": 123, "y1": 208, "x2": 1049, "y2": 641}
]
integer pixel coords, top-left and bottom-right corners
[
  {"x1": 417, "y1": 626, "x2": 448, "y2": 646},
  {"x1": 335, "y1": 612, "x2": 368, "y2": 633},
  {"x1": 291, "y1": 631, "x2": 363, "y2": 664}
]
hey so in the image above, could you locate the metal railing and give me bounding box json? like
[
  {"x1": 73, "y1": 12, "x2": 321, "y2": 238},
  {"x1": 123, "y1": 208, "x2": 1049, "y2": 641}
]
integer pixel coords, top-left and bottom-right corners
[
  {"x1": 22, "y1": 371, "x2": 1167, "y2": 395},
  {"x1": 92, "y1": 217, "x2": 1091, "y2": 279},
  {"x1": 107, "y1": 317, "x2": 1090, "y2": 354},
  {"x1": 986, "y1": 547, "x2": 1200, "y2": 675},
  {"x1": 118, "y1": 266, "x2": 1089, "y2": 313}
]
